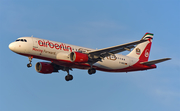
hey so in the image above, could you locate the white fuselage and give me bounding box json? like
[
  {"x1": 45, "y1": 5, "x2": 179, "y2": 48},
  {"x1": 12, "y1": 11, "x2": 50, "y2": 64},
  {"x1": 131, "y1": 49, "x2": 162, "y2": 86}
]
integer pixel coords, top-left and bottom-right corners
[{"x1": 9, "y1": 37, "x2": 139, "y2": 72}]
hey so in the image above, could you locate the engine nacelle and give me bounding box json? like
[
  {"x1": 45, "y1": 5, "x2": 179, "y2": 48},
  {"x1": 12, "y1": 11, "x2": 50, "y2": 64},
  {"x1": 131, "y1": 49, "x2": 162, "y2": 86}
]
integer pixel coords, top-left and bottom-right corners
[
  {"x1": 35, "y1": 62, "x2": 54, "y2": 74},
  {"x1": 70, "y1": 52, "x2": 89, "y2": 63}
]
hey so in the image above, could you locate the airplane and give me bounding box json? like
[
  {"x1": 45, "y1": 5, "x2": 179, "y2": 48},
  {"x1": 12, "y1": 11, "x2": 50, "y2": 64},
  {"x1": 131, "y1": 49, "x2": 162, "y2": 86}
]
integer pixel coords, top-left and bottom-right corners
[{"x1": 9, "y1": 33, "x2": 171, "y2": 81}]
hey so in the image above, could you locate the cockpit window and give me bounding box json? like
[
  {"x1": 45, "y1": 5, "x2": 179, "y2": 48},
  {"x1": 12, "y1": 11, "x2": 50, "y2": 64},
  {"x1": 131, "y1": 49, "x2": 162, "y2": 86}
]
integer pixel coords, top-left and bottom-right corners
[{"x1": 15, "y1": 39, "x2": 27, "y2": 42}]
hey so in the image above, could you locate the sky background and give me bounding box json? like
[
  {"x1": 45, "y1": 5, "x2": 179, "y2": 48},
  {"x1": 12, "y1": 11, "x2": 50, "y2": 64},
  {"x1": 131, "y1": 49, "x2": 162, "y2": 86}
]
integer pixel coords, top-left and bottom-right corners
[{"x1": 0, "y1": 0, "x2": 180, "y2": 111}]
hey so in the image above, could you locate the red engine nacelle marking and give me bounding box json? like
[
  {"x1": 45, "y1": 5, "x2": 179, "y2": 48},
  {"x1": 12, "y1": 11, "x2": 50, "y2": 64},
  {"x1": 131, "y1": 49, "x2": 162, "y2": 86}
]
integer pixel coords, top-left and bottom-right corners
[
  {"x1": 70, "y1": 52, "x2": 89, "y2": 63},
  {"x1": 35, "y1": 62, "x2": 54, "y2": 74}
]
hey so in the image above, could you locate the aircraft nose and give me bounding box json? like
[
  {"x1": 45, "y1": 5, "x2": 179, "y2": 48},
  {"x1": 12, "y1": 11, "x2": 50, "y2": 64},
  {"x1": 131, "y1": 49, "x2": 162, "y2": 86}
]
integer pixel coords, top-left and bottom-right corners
[{"x1": 9, "y1": 42, "x2": 15, "y2": 51}]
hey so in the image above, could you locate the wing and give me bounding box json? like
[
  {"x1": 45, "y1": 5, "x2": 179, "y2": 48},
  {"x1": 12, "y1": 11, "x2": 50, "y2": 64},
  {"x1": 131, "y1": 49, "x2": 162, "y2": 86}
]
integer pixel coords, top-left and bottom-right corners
[
  {"x1": 140, "y1": 58, "x2": 171, "y2": 65},
  {"x1": 86, "y1": 39, "x2": 147, "y2": 62}
]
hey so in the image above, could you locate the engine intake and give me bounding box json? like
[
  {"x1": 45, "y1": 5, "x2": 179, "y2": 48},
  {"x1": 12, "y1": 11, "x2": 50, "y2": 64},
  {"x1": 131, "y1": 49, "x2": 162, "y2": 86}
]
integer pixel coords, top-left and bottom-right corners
[
  {"x1": 70, "y1": 52, "x2": 89, "y2": 63},
  {"x1": 35, "y1": 62, "x2": 54, "y2": 74}
]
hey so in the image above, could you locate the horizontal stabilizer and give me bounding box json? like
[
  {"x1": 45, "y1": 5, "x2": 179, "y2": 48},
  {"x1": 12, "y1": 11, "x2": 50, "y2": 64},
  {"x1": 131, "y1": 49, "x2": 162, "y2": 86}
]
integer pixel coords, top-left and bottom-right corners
[{"x1": 140, "y1": 58, "x2": 171, "y2": 65}]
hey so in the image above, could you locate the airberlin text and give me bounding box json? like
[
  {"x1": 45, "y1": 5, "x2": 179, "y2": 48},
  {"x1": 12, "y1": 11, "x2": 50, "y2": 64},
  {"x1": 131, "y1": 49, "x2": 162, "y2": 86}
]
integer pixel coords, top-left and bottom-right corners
[{"x1": 38, "y1": 40, "x2": 72, "y2": 52}]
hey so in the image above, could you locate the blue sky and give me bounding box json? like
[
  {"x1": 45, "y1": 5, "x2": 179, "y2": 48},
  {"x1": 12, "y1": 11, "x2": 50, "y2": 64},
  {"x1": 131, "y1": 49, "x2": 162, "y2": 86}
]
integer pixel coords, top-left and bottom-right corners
[{"x1": 0, "y1": 0, "x2": 180, "y2": 111}]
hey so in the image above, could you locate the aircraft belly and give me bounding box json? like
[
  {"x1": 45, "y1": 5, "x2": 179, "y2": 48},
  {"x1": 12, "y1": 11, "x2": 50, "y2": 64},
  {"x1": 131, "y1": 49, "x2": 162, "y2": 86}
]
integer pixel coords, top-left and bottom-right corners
[{"x1": 95, "y1": 59, "x2": 129, "y2": 70}]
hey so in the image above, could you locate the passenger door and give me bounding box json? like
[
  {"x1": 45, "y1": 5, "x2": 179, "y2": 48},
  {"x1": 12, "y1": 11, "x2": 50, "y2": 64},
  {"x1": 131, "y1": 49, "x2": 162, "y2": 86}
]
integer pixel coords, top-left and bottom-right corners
[{"x1": 32, "y1": 38, "x2": 38, "y2": 48}]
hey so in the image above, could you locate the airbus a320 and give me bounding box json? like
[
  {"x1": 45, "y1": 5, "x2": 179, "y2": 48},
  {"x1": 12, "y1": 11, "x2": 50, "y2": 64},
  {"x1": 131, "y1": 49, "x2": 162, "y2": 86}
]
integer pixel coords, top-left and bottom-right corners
[{"x1": 9, "y1": 33, "x2": 171, "y2": 81}]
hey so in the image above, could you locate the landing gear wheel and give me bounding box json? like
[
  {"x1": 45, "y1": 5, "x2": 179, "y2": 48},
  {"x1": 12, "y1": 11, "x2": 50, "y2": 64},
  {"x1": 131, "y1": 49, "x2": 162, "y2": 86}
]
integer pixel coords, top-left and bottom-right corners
[
  {"x1": 27, "y1": 63, "x2": 32, "y2": 68},
  {"x1": 88, "y1": 68, "x2": 96, "y2": 75},
  {"x1": 65, "y1": 74, "x2": 73, "y2": 81}
]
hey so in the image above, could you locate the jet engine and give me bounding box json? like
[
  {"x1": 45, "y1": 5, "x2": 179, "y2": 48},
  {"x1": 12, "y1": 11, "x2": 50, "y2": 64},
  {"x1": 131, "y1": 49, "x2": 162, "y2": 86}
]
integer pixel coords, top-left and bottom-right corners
[
  {"x1": 70, "y1": 52, "x2": 89, "y2": 63},
  {"x1": 35, "y1": 62, "x2": 54, "y2": 74}
]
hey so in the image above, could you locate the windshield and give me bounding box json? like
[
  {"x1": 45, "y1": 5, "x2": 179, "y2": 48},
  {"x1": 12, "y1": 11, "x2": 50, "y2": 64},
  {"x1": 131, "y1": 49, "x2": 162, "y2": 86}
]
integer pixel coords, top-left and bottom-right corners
[{"x1": 15, "y1": 39, "x2": 27, "y2": 42}]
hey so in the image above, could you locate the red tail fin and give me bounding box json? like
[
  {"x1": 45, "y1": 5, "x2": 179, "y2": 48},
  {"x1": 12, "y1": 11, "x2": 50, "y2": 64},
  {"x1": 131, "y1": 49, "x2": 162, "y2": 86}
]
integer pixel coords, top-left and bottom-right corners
[{"x1": 127, "y1": 33, "x2": 153, "y2": 61}]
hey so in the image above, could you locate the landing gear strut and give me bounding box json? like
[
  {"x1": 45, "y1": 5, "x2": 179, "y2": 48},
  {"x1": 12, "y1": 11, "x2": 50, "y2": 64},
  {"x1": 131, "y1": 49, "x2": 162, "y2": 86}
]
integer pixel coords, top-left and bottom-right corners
[
  {"x1": 27, "y1": 56, "x2": 33, "y2": 68},
  {"x1": 88, "y1": 63, "x2": 96, "y2": 75},
  {"x1": 64, "y1": 68, "x2": 73, "y2": 81}
]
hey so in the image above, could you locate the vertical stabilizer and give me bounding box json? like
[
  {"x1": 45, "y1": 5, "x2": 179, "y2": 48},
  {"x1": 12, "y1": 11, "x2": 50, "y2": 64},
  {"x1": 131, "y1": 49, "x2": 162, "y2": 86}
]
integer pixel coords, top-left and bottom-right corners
[{"x1": 127, "y1": 33, "x2": 154, "y2": 61}]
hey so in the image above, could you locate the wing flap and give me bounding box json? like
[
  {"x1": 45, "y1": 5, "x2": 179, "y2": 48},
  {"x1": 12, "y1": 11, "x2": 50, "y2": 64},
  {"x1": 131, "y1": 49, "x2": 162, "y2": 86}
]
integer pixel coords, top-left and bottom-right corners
[{"x1": 140, "y1": 58, "x2": 171, "y2": 65}]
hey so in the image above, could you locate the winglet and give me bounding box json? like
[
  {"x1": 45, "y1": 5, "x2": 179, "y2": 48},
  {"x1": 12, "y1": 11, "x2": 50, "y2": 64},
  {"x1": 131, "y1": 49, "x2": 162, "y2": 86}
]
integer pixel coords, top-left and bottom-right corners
[{"x1": 141, "y1": 33, "x2": 154, "y2": 40}]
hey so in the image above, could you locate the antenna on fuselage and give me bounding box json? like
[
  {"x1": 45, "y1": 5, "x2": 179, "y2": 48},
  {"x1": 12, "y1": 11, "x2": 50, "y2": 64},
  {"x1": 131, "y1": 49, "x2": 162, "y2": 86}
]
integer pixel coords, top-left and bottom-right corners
[{"x1": 31, "y1": 35, "x2": 33, "y2": 37}]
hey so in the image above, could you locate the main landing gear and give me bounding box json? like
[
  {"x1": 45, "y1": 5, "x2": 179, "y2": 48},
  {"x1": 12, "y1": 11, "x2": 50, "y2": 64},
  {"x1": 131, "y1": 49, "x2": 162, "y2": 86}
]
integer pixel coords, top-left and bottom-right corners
[
  {"x1": 88, "y1": 63, "x2": 96, "y2": 75},
  {"x1": 64, "y1": 67, "x2": 73, "y2": 81},
  {"x1": 65, "y1": 67, "x2": 96, "y2": 81},
  {"x1": 27, "y1": 56, "x2": 33, "y2": 68}
]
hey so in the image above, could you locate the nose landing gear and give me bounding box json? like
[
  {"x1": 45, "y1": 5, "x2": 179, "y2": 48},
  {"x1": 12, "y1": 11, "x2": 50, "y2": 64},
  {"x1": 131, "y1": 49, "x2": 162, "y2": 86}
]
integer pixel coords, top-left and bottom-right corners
[{"x1": 27, "y1": 56, "x2": 33, "y2": 68}]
